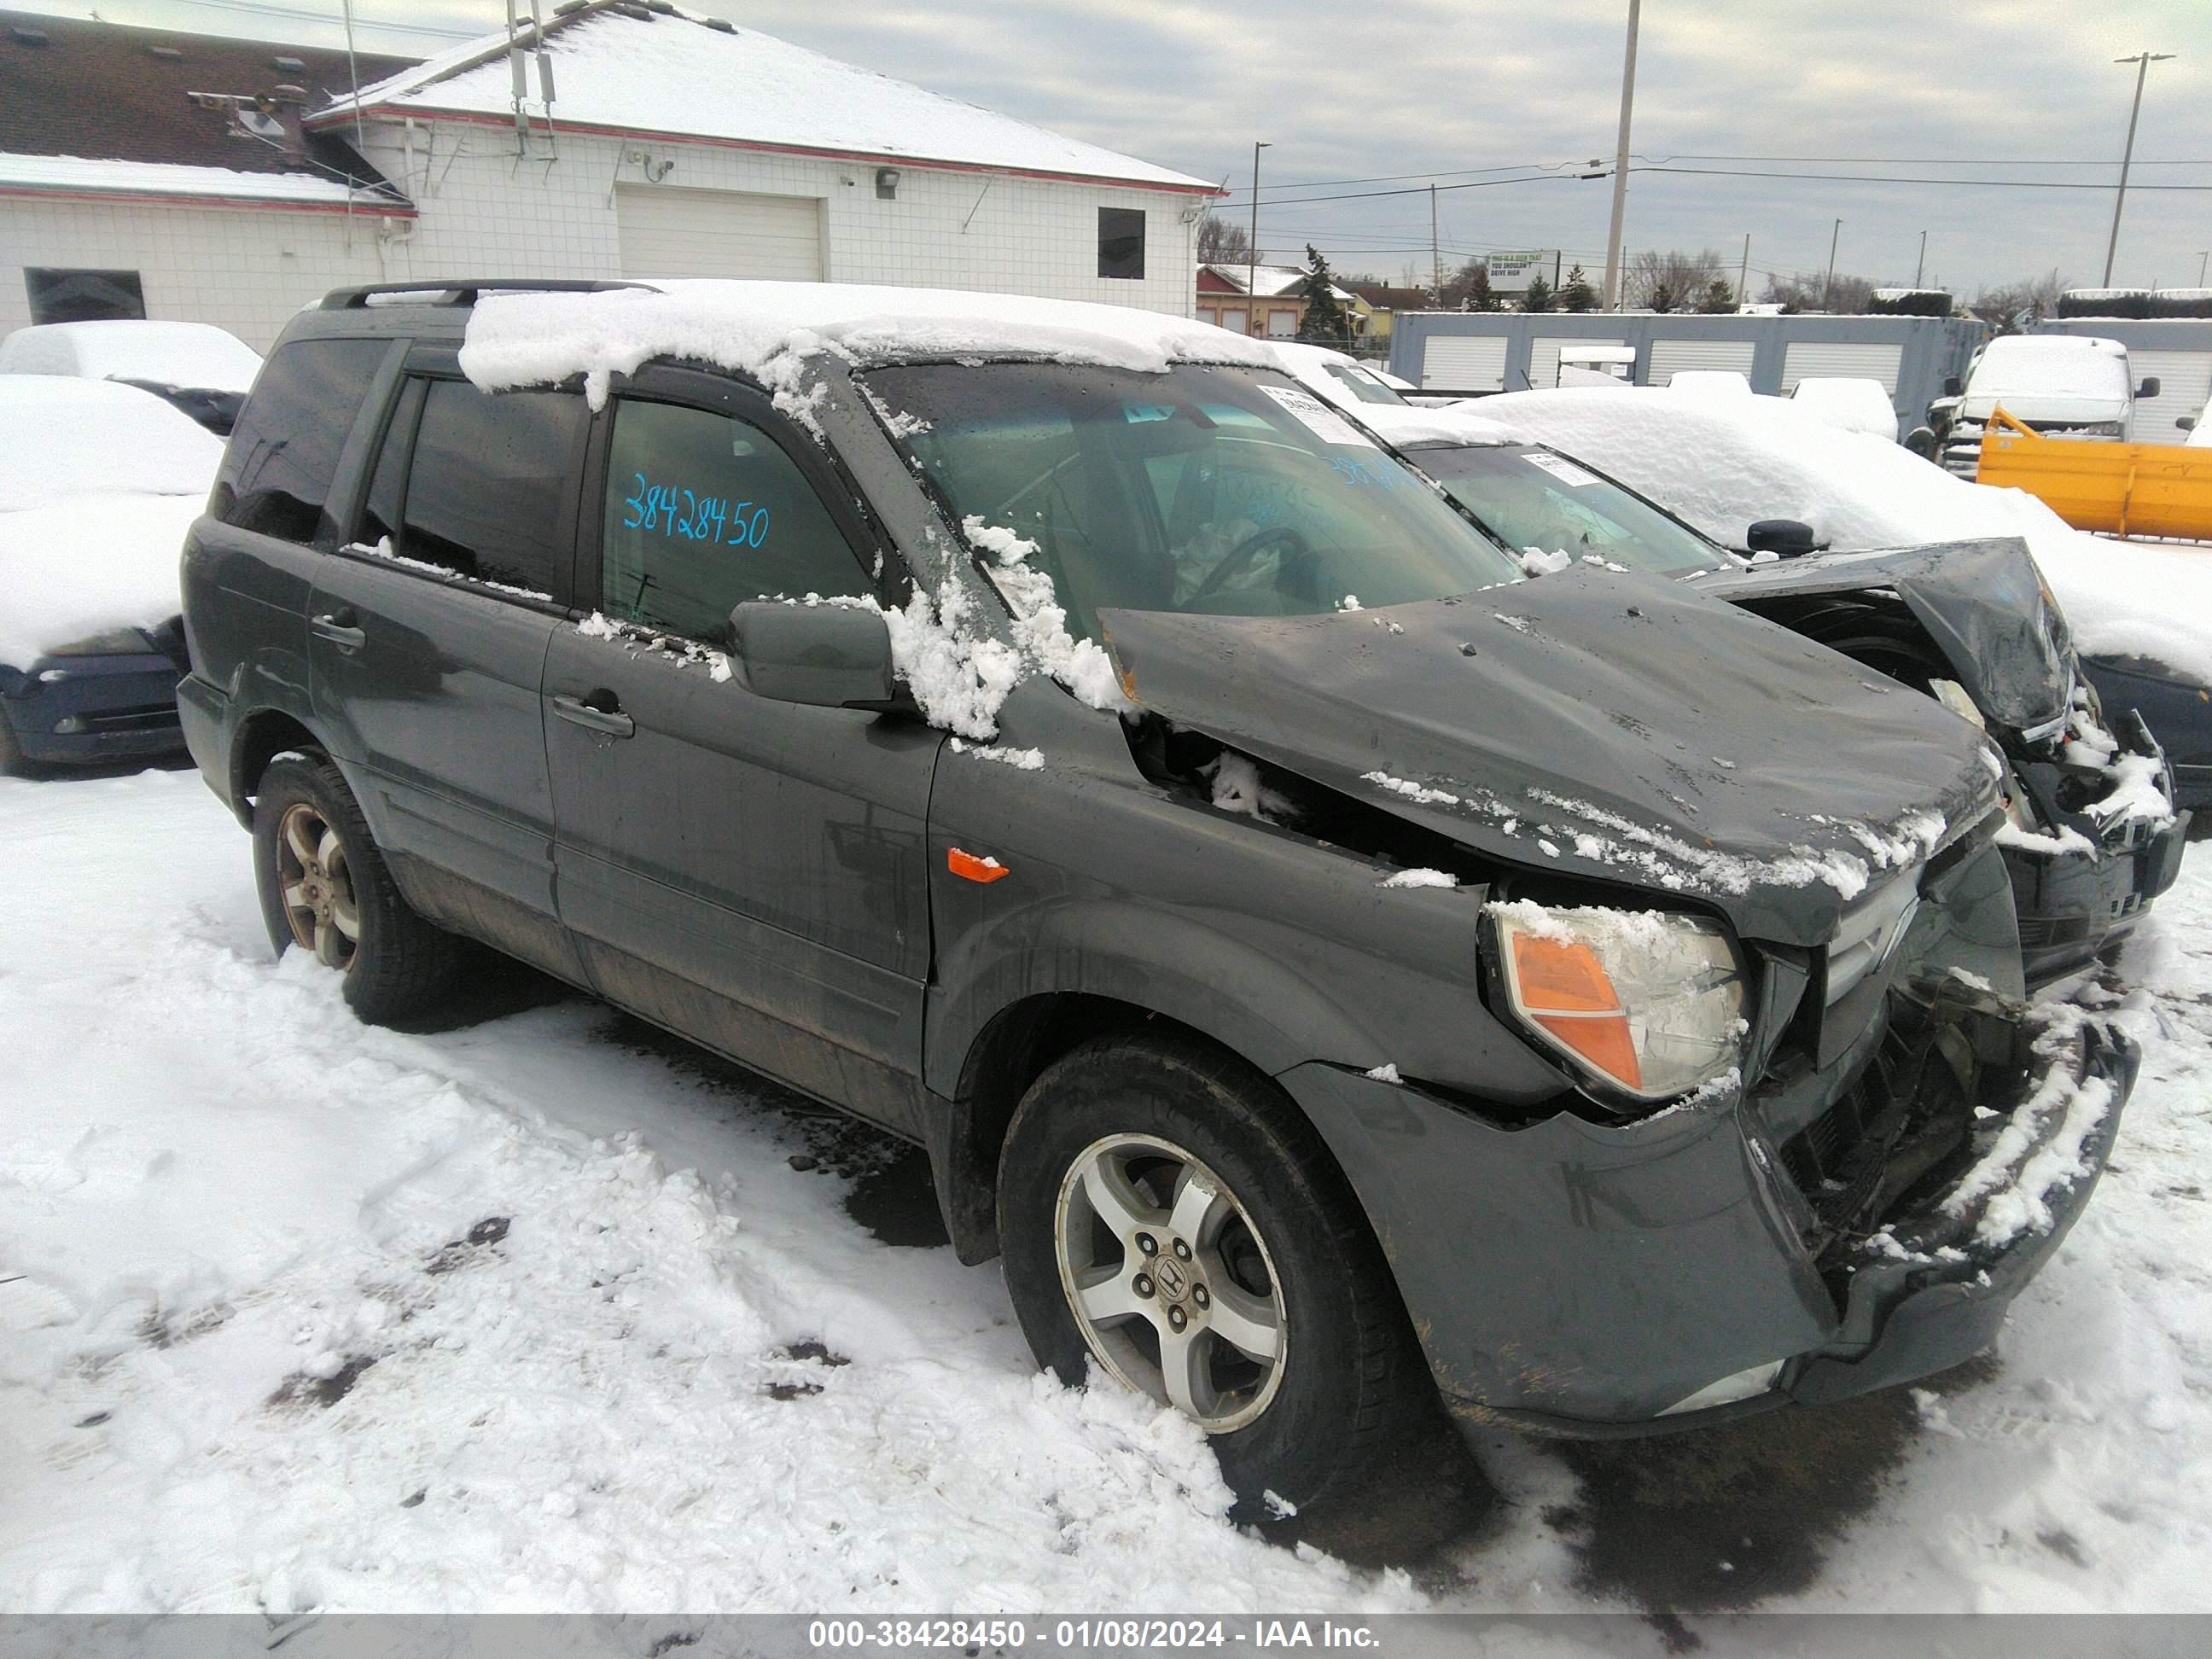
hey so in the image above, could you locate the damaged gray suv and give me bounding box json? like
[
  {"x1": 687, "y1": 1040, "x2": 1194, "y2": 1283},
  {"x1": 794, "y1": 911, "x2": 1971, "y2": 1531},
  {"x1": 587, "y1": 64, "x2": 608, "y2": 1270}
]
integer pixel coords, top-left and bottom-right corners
[{"x1": 178, "y1": 280, "x2": 2139, "y2": 1515}]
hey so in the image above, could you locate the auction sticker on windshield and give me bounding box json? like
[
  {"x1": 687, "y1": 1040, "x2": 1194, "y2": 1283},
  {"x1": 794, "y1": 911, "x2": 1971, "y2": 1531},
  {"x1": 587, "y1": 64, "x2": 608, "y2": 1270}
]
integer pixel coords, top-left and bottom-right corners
[
  {"x1": 1259, "y1": 383, "x2": 1377, "y2": 448},
  {"x1": 1524, "y1": 452, "x2": 1600, "y2": 487}
]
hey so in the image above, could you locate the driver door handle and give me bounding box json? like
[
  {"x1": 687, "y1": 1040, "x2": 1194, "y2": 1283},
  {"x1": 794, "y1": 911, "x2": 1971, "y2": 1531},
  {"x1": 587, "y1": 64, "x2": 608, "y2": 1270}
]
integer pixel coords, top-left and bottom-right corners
[{"x1": 552, "y1": 691, "x2": 635, "y2": 738}]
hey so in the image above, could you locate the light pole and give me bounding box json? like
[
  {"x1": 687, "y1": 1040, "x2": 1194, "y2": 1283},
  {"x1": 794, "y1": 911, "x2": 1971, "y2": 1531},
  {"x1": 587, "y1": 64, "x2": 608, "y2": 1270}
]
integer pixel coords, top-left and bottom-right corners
[
  {"x1": 2104, "y1": 52, "x2": 2174, "y2": 288},
  {"x1": 1245, "y1": 141, "x2": 1270, "y2": 335},
  {"x1": 1738, "y1": 232, "x2": 1749, "y2": 308},
  {"x1": 1823, "y1": 218, "x2": 1842, "y2": 311},
  {"x1": 1600, "y1": 0, "x2": 1642, "y2": 311},
  {"x1": 1914, "y1": 230, "x2": 1928, "y2": 289},
  {"x1": 2197, "y1": 249, "x2": 2209, "y2": 287}
]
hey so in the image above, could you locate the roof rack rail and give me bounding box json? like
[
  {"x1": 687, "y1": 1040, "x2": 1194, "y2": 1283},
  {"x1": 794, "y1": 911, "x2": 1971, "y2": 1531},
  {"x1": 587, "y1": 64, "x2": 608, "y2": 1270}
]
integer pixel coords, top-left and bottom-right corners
[{"x1": 318, "y1": 279, "x2": 655, "y2": 310}]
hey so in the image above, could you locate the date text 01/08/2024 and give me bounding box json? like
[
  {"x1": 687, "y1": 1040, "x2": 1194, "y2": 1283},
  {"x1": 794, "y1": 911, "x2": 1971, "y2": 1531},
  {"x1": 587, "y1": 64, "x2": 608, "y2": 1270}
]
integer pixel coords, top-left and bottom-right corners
[{"x1": 804, "y1": 1618, "x2": 1382, "y2": 1650}]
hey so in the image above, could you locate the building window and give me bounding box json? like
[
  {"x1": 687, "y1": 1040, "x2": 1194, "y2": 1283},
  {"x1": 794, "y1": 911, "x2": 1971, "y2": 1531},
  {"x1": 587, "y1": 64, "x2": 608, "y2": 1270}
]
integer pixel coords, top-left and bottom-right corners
[
  {"x1": 26, "y1": 268, "x2": 145, "y2": 324},
  {"x1": 1097, "y1": 207, "x2": 1145, "y2": 280}
]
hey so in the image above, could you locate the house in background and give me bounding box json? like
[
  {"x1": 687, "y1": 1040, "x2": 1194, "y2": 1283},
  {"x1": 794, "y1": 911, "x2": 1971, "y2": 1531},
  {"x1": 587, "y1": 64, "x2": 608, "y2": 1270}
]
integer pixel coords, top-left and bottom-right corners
[
  {"x1": 0, "y1": 3, "x2": 1217, "y2": 348},
  {"x1": 1345, "y1": 282, "x2": 1435, "y2": 349}
]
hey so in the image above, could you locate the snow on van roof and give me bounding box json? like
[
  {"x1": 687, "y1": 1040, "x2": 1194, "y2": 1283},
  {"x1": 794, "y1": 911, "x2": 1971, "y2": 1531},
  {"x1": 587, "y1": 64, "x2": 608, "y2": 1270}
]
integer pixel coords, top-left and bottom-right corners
[
  {"x1": 458, "y1": 280, "x2": 1278, "y2": 408},
  {"x1": 1973, "y1": 335, "x2": 2131, "y2": 399},
  {"x1": 316, "y1": 3, "x2": 1211, "y2": 195}
]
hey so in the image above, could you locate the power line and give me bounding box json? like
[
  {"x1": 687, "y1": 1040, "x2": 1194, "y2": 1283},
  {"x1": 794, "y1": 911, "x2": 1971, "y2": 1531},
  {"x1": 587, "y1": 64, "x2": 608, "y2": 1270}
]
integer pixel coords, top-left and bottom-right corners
[
  {"x1": 150, "y1": 0, "x2": 482, "y2": 38},
  {"x1": 1639, "y1": 164, "x2": 2212, "y2": 191},
  {"x1": 1660, "y1": 151, "x2": 2212, "y2": 166}
]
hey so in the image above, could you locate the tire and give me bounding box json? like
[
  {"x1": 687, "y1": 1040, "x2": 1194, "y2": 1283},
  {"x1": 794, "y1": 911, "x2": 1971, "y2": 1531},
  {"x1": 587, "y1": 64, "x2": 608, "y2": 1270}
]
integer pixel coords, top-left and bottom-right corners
[
  {"x1": 252, "y1": 750, "x2": 463, "y2": 1024},
  {"x1": 997, "y1": 1033, "x2": 1429, "y2": 1514}
]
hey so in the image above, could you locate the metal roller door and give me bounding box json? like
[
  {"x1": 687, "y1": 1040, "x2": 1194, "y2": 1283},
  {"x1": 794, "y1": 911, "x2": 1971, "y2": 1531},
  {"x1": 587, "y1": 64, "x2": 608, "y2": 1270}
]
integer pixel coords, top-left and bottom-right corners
[
  {"x1": 1530, "y1": 336, "x2": 1626, "y2": 388},
  {"x1": 615, "y1": 184, "x2": 824, "y2": 281},
  {"x1": 2131, "y1": 350, "x2": 2212, "y2": 445},
  {"x1": 1650, "y1": 338, "x2": 1756, "y2": 385},
  {"x1": 1420, "y1": 335, "x2": 1509, "y2": 391},
  {"x1": 1781, "y1": 341, "x2": 1902, "y2": 393}
]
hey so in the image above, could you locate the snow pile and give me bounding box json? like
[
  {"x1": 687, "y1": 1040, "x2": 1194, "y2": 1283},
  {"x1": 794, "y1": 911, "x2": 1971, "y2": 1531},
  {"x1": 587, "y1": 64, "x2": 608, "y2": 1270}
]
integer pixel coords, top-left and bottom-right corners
[
  {"x1": 876, "y1": 582, "x2": 1022, "y2": 741},
  {"x1": 1474, "y1": 387, "x2": 2212, "y2": 677},
  {"x1": 0, "y1": 319, "x2": 263, "y2": 392},
  {"x1": 962, "y1": 516, "x2": 1131, "y2": 713},
  {"x1": 0, "y1": 494, "x2": 201, "y2": 663},
  {"x1": 1205, "y1": 752, "x2": 1296, "y2": 821},
  {"x1": 460, "y1": 282, "x2": 1273, "y2": 412},
  {"x1": 1377, "y1": 868, "x2": 1458, "y2": 889},
  {"x1": 0, "y1": 378, "x2": 224, "y2": 512},
  {"x1": 1789, "y1": 377, "x2": 1901, "y2": 442},
  {"x1": 1348, "y1": 402, "x2": 1516, "y2": 449},
  {"x1": 1516, "y1": 547, "x2": 1575, "y2": 576},
  {"x1": 573, "y1": 611, "x2": 733, "y2": 682},
  {"x1": 948, "y1": 737, "x2": 1044, "y2": 770}
]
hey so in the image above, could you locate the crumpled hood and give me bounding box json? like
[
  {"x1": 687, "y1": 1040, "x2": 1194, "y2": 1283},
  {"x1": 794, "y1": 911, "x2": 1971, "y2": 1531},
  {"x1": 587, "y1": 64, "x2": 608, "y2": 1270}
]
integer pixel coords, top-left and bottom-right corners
[
  {"x1": 1100, "y1": 564, "x2": 2000, "y2": 946},
  {"x1": 1691, "y1": 537, "x2": 2071, "y2": 736}
]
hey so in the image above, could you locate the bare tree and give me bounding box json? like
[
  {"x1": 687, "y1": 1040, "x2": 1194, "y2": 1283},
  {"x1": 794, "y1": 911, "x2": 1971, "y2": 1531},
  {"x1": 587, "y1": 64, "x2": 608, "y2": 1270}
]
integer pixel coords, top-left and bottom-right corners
[
  {"x1": 1196, "y1": 213, "x2": 1252, "y2": 265},
  {"x1": 1969, "y1": 271, "x2": 2069, "y2": 335},
  {"x1": 1761, "y1": 270, "x2": 1877, "y2": 313},
  {"x1": 1626, "y1": 248, "x2": 1726, "y2": 312}
]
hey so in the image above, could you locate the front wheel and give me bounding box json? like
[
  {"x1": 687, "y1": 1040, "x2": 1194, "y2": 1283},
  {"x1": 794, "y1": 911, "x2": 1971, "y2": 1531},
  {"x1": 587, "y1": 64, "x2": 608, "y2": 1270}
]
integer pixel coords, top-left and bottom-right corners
[
  {"x1": 252, "y1": 751, "x2": 462, "y2": 1024},
  {"x1": 997, "y1": 1035, "x2": 1429, "y2": 1513}
]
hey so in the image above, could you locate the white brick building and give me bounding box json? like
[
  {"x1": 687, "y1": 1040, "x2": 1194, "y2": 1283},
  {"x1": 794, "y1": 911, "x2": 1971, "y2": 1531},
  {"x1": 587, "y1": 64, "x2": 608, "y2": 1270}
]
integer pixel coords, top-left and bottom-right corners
[{"x1": 0, "y1": 4, "x2": 1216, "y2": 350}]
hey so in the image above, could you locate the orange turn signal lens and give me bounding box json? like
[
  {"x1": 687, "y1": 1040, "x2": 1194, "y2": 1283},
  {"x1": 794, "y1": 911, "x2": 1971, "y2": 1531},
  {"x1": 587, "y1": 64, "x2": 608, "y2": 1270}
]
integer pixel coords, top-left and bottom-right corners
[
  {"x1": 1507, "y1": 932, "x2": 1643, "y2": 1092},
  {"x1": 947, "y1": 847, "x2": 1011, "y2": 884}
]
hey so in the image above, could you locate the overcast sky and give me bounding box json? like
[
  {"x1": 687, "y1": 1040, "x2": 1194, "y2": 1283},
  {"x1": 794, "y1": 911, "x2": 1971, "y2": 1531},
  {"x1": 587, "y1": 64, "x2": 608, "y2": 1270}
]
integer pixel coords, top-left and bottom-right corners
[{"x1": 22, "y1": 0, "x2": 2212, "y2": 296}]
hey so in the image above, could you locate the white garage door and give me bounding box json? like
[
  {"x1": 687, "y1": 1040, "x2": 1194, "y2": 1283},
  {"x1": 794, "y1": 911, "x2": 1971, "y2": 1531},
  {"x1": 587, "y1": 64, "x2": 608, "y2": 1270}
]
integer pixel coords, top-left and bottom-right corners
[
  {"x1": 2131, "y1": 349, "x2": 2212, "y2": 445},
  {"x1": 614, "y1": 184, "x2": 824, "y2": 281},
  {"x1": 1781, "y1": 341, "x2": 1901, "y2": 393},
  {"x1": 1529, "y1": 336, "x2": 1626, "y2": 388},
  {"x1": 1420, "y1": 335, "x2": 1509, "y2": 391},
  {"x1": 1650, "y1": 338, "x2": 1756, "y2": 384}
]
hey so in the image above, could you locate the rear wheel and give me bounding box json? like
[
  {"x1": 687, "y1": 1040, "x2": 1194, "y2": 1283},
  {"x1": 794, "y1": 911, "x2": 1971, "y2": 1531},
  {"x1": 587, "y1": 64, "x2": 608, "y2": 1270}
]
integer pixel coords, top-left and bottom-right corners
[
  {"x1": 998, "y1": 1034, "x2": 1429, "y2": 1513},
  {"x1": 252, "y1": 751, "x2": 462, "y2": 1024}
]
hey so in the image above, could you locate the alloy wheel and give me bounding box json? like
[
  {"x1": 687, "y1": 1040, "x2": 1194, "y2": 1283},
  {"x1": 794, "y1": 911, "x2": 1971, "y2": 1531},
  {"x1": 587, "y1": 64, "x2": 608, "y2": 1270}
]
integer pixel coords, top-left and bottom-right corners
[
  {"x1": 1053, "y1": 1132, "x2": 1288, "y2": 1432},
  {"x1": 276, "y1": 801, "x2": 361, "y2": 971}
]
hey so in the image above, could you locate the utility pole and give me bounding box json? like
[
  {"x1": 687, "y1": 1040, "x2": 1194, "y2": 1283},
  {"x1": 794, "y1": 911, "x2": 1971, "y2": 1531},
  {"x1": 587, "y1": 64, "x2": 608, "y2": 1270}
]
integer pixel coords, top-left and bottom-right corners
[
  {"x1": 1738, "y1": 233, "x2": 1749, "y2": 308},
  {"x1": 1246, "y1": 140, "x2": 1268, "y2": 335},
  {"x1": 1600, "y1": 0, "x2": 1642, "y2": 311},
  {"x1": 1430, "y1": 183, "x2": 1441, "y2": 301},
  {"x1": 1914, "y1": 230, "x2": 1928, "y2": 288},
  {"x1": 1822, "y1": 218, "x2": 1842, "y2": 311},
  {"x1": 2199, "y1": 249, "x2": 2210, "y2": 287},
  {"x1": 2104, "y1": 52, "x2": 2174, "y2": 288}
]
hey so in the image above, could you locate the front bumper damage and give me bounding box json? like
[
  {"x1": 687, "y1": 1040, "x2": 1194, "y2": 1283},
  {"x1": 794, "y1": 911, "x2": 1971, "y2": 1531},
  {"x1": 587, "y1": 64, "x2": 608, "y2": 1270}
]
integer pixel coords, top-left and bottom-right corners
[{"x1": 1280, "y1": 840, "x2": 2141, "y2": 1440}]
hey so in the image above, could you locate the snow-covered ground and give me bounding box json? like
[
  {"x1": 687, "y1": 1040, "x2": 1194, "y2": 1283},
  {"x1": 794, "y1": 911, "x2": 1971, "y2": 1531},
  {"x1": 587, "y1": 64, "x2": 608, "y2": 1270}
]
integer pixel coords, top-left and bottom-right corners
[{"x1": 5, "y1": 765, "x2": 2212, "y2": 1624}]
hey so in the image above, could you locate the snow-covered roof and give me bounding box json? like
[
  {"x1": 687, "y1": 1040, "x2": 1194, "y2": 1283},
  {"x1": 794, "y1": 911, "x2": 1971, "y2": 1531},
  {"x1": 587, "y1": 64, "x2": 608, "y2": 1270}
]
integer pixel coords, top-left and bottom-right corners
[
  {"x1": 1197, "y1": 263, "x2": 1331, "y2": 299},
  {"x1": 0, "y1": 151, "x2": 395, "y2": 210},
  {"x1": 0, "y1": 319, "x2": 263, "y2": 392},
  {"x1": 457, "y1": 279, "x2": 1277, "y2": 406},
  {"x1": 313, "y1": 2, "x2": 1211, "y2": 195}
]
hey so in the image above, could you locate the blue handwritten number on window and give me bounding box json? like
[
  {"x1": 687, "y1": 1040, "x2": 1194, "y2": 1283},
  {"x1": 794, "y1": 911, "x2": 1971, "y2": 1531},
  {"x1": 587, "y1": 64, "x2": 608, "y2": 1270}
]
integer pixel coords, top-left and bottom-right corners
[{"x1": 624, "y1": 473, "x2": 771, "y2": 549}]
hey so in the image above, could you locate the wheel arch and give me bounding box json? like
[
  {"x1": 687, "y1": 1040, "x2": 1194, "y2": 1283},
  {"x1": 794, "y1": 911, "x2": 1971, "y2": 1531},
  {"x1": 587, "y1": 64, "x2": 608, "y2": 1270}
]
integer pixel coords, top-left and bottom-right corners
[{"x1": 228, "y1": 707, "x2": 327, "y2": 826}]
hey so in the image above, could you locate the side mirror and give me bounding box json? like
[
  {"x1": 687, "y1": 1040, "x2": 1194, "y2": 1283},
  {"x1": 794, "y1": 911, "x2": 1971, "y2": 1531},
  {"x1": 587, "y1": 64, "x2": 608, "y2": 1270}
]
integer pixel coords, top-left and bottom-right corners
[
  {"x1": 730, "y1": 601, "x2": 898, "y2": 710},
  {"x1": 1942, "y1": 375, "x2": 1964, "y2": 399},
  {"x1": 2178, "y1": 416, "x2": 2197, "y2": 433},
  {"x1": 2138, "y1": 376, "x2": 2162, "y2": 399},
  {"x1": 1745, "y1": 519, "x2": 1821, "y2": 559}
]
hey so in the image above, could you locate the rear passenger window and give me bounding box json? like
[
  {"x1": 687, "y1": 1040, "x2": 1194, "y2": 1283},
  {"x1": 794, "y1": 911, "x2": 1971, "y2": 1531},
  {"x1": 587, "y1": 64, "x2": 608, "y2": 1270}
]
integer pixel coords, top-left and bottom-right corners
[
  {"x1": 212, "y1": 338, "x2": 387, "y2": 542},
  {"x1": 400, "y1": 379, "x2": 585, "y2": 600},
  {"x1": 600, "y1": 399, "x2": 870, "y2": 644}
]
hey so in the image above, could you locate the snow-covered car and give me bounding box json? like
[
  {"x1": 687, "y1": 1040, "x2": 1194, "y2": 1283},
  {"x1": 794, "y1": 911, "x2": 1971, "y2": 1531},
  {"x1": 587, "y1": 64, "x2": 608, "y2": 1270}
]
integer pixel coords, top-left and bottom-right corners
[
  {"x1": 0, "y1": 377, "x2": 219, "y2": 771},
  {"x1": 1340, "y1": 397, "x2": 2186, "y2": 987},
  {"x1": 1267, "y1": 341, "x2": 1412, "y2": 408},
  {"x1": 1469, "y1": 386, "x2": 2212, "y2": 823},
  {"x1": 1790, "y1": 375, "x2": 1903, "y2": 443},
  {"x1": 178, "y1": 279, "x2": 2136, "y2": 1515},
  {"x1": 1662, "y1": 368, "x2": 1754, "y2": 399},
  {"x1": 0, "y1": 318, "x2": 264, "y2": 435}
]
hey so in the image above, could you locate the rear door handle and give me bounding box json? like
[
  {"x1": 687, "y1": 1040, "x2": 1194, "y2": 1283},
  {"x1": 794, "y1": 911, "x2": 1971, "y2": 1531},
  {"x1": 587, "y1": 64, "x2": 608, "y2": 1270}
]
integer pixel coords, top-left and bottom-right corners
[
  {"x1": 552, "y1": 692, "x2": 635, "y2": 738},
  {"x1": 310, "y1": 610, "x2": 365, "y2": 652}
]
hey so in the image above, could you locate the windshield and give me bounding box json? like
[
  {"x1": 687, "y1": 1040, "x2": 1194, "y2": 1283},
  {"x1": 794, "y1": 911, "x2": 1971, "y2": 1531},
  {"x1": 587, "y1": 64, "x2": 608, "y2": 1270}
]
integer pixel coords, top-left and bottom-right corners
[
  {"x1": 1412, "y1": 443, "x2": 1726, "y2": 578},
  {"x1": 863, "y1": 362, "x2": 1521, "y2": 641},
  {"x1": 1319, "y1": 360, "x2": 1408, "y2": 406}
]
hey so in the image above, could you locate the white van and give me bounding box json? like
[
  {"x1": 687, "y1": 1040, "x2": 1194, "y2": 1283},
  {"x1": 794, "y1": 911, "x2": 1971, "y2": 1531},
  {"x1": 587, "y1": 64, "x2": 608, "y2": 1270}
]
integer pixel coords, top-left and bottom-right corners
[{"x1": 1936, "y1": 335, "x2": 2158, "y2": 475}]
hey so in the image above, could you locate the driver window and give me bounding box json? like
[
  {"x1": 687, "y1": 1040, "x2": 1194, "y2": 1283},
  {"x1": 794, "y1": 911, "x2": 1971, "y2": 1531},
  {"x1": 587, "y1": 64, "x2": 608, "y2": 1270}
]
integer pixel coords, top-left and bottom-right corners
[{"x1": 600, "y1": 399, "x2": 870, "y2": 644}]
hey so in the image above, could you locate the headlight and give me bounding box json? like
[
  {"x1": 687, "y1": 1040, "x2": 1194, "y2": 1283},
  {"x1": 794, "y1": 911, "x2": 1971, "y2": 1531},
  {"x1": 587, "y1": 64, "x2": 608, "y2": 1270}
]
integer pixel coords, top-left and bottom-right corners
[
  {"x1": 1488, "y1": 901, "x2": 1747, "y2": 1101},
  {"x1": 47, "y1": 627, "x2": 157, "y2": 657}
]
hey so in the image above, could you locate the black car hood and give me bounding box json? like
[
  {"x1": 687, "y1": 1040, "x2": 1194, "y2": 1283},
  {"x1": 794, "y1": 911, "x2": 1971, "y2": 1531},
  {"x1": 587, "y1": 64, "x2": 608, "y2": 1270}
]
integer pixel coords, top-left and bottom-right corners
[
  {"x1": 1690, "y1": 537, "x2": 2069, "y2": 736},
  {"x1": 1100, "y1": 564, "x2": 2000, "y2": 946}
]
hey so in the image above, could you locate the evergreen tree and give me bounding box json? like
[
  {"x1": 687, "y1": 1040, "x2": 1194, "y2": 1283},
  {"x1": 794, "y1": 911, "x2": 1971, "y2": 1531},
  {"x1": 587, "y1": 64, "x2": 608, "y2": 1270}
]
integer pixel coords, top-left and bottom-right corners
[
  {"x1": 1296, "y1": 244, "x2": 1353, "y2": 342},
  {"x1": 1463, "y1": 266, "x2": 1500, "y2": 312},
  {"x1": 1557, "y1": 265, "x2": 1598, "y2": 312},
  {"x1": 1519, "y1": 275, "x2": 1555, "y2": 313},
  {"x1": 1697, "y1": 277, "x2": 1736, "y2": 313}
]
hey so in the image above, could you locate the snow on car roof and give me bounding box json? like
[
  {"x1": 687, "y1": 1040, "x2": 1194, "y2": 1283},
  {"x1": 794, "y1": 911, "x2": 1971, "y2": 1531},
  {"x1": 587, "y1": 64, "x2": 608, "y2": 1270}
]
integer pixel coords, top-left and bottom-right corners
[
  {"x1": 0, "y1": 319, "x2": 264, "y2": 393},
  {"x1": 1350, "y1": 402, "x2": 1517, "y2": 448},
  {"x1": 0, "y1": 377, "x2": 224, "y2": 513},
  {"x1": 1474, "y1": 386, "x2": 2212, "y2": 679},
  {"x1": 316, "y1": 3, "x2": 1211, "y2": 194},
  {"x1": 459, "y1": 280, "x2": 1278, "y2": 407}
]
